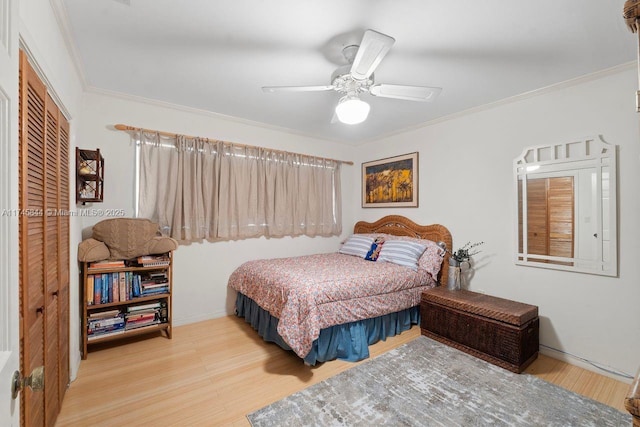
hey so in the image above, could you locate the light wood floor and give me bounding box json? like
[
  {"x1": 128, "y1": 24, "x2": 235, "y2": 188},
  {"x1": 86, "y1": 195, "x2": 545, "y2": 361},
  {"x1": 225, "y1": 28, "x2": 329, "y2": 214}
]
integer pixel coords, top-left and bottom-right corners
[{"x1": 56, "y1": 316, "x2": 630, "y2": 426}]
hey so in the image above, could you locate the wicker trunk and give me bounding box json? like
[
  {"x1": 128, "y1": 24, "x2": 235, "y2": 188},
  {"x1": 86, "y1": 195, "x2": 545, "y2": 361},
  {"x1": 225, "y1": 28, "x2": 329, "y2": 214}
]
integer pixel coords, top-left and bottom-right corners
[{"x1": 420, "y1": 288, "x2": 539, "y2": 373}]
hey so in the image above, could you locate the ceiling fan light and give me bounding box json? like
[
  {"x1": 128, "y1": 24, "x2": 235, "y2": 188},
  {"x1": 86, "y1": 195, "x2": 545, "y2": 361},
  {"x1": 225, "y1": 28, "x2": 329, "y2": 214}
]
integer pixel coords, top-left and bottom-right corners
[{"x1": 335, "y1": 96, "x2": 370, "y2": 124}]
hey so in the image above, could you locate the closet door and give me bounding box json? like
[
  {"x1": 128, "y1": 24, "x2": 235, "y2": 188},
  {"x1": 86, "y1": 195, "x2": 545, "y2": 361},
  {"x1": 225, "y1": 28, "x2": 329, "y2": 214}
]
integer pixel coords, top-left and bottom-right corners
[
  {"x1": 19, "y1": 50, "x2": 70, "y2": 427},
  {"x1": 44, "y1": 93, "x2": 60, "y2": 423},
  {"x1": 526, "y1": 178, "x2": 548, "y2": 256},
  {"x1": 20, "y1": 51, "x2": 47, "y2": 427},
  {"x1": 524, "y1": 176, "x2": 575, "y2": 264},
  {"x1": 58, "y1": 115, "x2": 70, "y2": 411},
  {"x1": 548, "y1": 176, "x2": 574, "y2": 260}
]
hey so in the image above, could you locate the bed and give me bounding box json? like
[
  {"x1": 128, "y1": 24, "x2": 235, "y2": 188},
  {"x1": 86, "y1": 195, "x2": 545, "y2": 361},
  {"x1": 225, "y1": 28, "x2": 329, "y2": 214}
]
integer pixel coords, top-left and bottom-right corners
[{"x1": 228, "y1": 215, "x2": 453, "y2": 365}]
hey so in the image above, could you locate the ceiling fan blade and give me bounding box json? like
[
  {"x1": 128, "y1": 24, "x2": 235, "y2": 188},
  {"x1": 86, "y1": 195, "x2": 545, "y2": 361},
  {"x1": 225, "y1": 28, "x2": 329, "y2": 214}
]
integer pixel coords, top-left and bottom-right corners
[
  {"x1": 262, "y1": 85, "x2": 334, "y2": 93},
  {"x1": 370, "y1": 84, "x2": 442, "y2": 102},
  {"x1": 350, "y1": 30, "x2": 395, "y2": 81}
]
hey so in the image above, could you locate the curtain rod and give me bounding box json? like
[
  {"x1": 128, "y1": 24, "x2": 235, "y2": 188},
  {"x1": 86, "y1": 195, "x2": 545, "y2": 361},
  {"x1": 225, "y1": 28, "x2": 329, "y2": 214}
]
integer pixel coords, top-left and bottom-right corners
[{"x1": 114, "y1": 124, "x2": 354, "y2": 166}]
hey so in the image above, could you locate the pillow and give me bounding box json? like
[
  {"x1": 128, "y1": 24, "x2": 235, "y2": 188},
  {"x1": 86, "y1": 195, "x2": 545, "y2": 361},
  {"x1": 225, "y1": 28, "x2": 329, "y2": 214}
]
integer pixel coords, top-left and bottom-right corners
[
  {"x1": 358, "y1": 233, "x2": 445, "y2": 279},
  {"x1": 92, "y1": 218, "x2": 178, "y2": 260},
  {"x1": 364, "y1": 237, "x2": 385, "y2": 261},
  {"x1": 77, "y1": 238, "x2": 110, "y2": 262},
  {"x1": 377, "y1": 239, "x2": 428, "y2": 271},
  {"x1": 417, "y1": 240, "x2": 446, "y2": 280},
  {"x1": 339, "y1": 235, "x2": 375, "y2": 258}
]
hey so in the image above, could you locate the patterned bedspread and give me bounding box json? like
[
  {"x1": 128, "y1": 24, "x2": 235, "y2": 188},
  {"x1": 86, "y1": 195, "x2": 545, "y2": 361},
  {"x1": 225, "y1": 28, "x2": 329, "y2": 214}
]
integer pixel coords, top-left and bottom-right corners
[{"x1": 228, "y1": 253, "x2": 437, "y2": 358}]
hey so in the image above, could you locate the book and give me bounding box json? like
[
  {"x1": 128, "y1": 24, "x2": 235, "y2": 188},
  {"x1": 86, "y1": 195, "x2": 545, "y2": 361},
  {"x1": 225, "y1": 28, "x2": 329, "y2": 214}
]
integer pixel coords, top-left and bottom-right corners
[
  {"x1": 118, "y1": 272, "x2": 126, "y2": 302},
  {"x1": 132, "y1": 275, "x2": 141, "y2": 298},
  {"x1": 142, "y1": 283, "x2": 169, "y2": 290},
  {"x1": 94, "y1": 275, "x2": 102, "y2": 305},
  {"x1": 125, "y1": 313, "x2": 156, "y2": 322},
  {"x1": 141, "y1": 287, "x2": 169, "y2": 296},
  {"x1": 88, "y1": 319, "x2": 125, "y2": 331},
  {"x1": 125, "y1": 309, "x2": 157, "y2": 316},
  {"x1": 87, "y1": 328, "x2": 125, "y2": 341},
  {"x1": 87, "y1": 275, "x2": 94, "y2": 305},
  {"x1": 127, "y1": 302, "x2": 161, "y2": 312},
  {"x1": 127, "y1": 272, "x2": 133, "y2": 300},
  {"x1": 112, "y1": 273, "x2": 119, "y2": 302},
  {"x1": 137, "y1": 255, "x2": 170, "y2": 267},
  {"x1": 103, "y1": 273, "x2": 110, "y2": 304},
  {"x1": 89, "y1": 259, "x2": 125, "y2": 269},
  {"x1": 125, "y1": 319, "x2": 160, "y2": 331},
  {"x1": 88, "y1": 309, "x2": 120, "y2": 319},
  {"x1": 88, "y1": 317, "x2": 125, "y2": 329}
]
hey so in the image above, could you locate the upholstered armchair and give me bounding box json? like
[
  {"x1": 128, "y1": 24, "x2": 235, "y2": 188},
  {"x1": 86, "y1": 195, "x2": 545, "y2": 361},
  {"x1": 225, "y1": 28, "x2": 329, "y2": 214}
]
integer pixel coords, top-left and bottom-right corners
[{"x1": 78, "y1": 218, "x2": 178, "y2": 262}]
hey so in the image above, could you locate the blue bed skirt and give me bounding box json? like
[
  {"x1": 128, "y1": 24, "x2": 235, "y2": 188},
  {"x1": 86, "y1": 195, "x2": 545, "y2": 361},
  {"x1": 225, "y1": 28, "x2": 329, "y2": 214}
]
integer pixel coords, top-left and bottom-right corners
[{"x1": 235, "y1": 293, "x2": 420, "y2": 365}]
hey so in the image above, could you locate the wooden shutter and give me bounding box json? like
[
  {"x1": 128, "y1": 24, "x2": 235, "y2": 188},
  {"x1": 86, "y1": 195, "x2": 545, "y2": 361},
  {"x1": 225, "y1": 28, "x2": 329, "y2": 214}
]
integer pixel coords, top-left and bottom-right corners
[
  {"x1": 548, "y1": 176, "x2": 574, "y2": 262},
  {"x1": 58, "y1": 116, "x2": 70, "y2": 408},
  {"x1": 524, "y1": 177, "x2": 574, "y2": 264},
  {"x1": 20, "y1": 51, "x2": 46, "y2": 427},
  {"x1": 526, "y1": 178, "x2": 549, "y2": 256},
  {"x1": 19, "y1": 50, "x2": 70, "y2": 427},
  {"x1": 44, "y1": 93, "x2": 60, "y2": 423}
]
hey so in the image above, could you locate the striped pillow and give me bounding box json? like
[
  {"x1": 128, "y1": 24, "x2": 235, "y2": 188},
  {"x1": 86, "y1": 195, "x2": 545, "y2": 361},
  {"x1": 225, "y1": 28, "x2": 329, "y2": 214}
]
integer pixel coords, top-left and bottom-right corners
[
  {"x1": 339, "y1": 235, "x2": 375, "y2": 258},
  {"x1": 378, "y1": 240, "x2": 428, "y2": 271}
]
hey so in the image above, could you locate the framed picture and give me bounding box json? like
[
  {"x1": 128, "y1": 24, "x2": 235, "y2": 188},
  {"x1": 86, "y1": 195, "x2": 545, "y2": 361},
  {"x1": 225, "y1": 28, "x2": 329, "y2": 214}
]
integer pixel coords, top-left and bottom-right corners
[{"x1": 362, "y1": 152, "x2": 418, "y2": 208}]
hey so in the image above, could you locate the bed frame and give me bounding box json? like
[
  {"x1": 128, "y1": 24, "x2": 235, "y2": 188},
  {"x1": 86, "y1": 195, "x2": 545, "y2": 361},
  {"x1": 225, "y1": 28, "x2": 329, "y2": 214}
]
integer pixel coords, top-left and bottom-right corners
[
  {"x1": 234, "y1": 215, "x2": 454, "y2": 365},
  {"x1": 354, "y1": 215, "x2": 453, "y2": 285}
]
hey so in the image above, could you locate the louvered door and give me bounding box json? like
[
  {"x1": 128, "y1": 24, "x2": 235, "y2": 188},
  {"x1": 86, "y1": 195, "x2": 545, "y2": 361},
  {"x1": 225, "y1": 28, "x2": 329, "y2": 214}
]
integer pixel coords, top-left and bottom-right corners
[
  {"x1": 525, "y1": 179, "x2": 548, "y2": 256},
  {"x1": 57, "y1": 113, "x2": 70, "y2": 416},
  {"x1": 19, "y1": 50, "x2": 70, "y2": 427},
  {"x1": 522, "y1": 177, "x2": 575, "y2": 265}
]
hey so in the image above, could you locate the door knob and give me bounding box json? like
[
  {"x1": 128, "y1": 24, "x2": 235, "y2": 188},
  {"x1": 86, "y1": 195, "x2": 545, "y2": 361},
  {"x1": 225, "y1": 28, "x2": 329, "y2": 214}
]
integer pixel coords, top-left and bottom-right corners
[{"x1": 11, "y1": 366, "x2": 44, "y2": 399}]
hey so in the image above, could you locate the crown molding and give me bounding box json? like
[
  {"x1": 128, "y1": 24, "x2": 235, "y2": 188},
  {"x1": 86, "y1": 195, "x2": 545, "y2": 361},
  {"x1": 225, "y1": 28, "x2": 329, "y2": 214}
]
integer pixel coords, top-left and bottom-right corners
[
  {"x1": 364, "y1": 61, "x2": 637, "y2": 145},
  {"x1": 85, "y1": 85, "x2": 346, "y2": 145}
]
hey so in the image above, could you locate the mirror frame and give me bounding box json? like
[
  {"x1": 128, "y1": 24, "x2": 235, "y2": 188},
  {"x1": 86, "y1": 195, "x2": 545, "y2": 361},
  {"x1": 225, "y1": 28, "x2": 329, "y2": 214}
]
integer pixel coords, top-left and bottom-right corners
[{"x1": 514, "y1": 136, "x2": 617, "y2": 276}]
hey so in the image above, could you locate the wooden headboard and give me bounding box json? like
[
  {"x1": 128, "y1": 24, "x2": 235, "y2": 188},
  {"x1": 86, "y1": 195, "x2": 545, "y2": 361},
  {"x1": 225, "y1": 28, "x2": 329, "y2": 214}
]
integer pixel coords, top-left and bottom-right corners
[{"x1": 354, "y1": 215, "x2": 453, "y2": 286}]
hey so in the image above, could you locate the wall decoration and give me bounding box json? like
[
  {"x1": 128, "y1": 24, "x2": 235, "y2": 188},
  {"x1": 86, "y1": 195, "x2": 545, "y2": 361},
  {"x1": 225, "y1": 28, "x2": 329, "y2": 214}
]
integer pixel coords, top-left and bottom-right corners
[
  {"x1": 362, "y1": 152, "x2": 418, "y2": 208},
  {"x1": 76, "y1": 148, "x2": 104, "y2": 204}
]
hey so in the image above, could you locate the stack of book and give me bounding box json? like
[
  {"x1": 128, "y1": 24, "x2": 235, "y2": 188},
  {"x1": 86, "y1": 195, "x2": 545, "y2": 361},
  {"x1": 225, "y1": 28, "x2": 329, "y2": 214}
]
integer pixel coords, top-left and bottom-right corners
[
  {"x1": 125, "y1": 301, "x2": 166, "y2": 330},
  {"x1": 87, "y1": 309, "x2": 125, "y2": 341},
  {"x1": 137, "y1": 255, "x2": 170, "y2": 267},
  {"x1": 140, "y1": 271, "x2": 169, "y2": 296}
]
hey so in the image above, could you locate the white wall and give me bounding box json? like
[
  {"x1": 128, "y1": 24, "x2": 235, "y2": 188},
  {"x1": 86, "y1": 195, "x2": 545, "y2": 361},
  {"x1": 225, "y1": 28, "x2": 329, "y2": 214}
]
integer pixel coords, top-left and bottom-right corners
[
  {"x1": 75, "y1": 91, "x2": 358, "y2": 327},
  {"x1": 354, "y1": 65, "x2": 640, "y2": 378},
  {"x1": 19, "y1": 0, "x2": 84, "y2": 379}
]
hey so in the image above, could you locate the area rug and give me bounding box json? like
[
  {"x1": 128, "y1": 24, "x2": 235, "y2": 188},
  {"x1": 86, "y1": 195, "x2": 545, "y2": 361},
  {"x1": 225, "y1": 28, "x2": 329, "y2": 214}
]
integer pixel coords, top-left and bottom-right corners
[{"x1": 247, "y1": 336, "x2": 631, "y2": 426}]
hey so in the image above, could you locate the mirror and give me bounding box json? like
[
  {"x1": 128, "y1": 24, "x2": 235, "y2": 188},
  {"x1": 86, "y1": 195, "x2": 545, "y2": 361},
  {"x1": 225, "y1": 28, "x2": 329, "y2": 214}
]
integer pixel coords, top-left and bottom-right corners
[{"x1": 514, "y1": 136, "x2": 617, "y2": 276}]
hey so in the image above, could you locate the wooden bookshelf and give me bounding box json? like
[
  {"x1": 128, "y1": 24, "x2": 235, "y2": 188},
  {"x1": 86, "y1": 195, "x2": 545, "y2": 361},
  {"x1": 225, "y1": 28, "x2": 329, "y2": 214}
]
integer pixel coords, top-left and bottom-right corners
[{"x1": 80, "y1": 252, "x2": 173, "y2": 359}]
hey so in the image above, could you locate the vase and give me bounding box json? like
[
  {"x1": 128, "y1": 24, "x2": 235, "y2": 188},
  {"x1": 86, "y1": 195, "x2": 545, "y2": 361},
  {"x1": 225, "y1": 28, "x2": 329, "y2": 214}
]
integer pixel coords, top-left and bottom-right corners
[{"x1": 447, "y1": 258, "x2": 462, "y2": 291}]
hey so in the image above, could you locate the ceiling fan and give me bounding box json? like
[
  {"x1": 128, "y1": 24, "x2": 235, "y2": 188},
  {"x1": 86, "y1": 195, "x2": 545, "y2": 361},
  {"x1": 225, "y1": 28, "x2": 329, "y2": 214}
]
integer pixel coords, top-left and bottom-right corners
[{"x1": 262, "y1": 29, "x2": 442, "y2": 125}]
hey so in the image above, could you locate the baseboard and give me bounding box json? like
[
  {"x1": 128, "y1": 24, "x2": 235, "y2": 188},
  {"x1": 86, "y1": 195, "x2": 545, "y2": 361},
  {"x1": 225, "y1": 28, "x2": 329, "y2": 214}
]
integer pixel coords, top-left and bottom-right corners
[
  {"x1": 172, "y1": 310, "x2": 227, "y2": 327},
  {"x1": 539, "y1": 346, "x2": 633, "y2": 384}
]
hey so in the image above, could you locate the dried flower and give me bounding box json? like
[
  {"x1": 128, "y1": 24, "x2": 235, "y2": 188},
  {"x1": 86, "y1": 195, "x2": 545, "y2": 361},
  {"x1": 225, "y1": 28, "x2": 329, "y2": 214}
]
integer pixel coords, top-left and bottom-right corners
[{"x1": 447, "y1": 241, "x2": 484, "y2": 263}]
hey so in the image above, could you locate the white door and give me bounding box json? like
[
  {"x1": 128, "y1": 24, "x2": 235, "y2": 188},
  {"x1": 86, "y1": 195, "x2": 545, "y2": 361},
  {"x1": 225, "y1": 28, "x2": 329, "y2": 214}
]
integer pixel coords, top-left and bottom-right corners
[{"x1": 0, "y1": 0, "x2": 21, "y2": 425}]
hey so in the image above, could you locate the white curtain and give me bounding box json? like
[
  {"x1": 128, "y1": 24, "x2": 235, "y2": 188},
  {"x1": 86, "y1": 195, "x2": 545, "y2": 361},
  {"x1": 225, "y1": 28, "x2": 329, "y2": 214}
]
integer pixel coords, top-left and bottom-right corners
[{"x1": 137, "y1": 131, "x2": 342, "y2": 241}]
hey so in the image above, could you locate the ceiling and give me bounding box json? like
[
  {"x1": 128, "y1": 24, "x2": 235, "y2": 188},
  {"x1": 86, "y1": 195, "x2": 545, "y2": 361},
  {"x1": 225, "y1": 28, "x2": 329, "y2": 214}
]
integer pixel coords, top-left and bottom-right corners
[{"x1": 58, "y1": 0, "x2": 637, "y2": 145}]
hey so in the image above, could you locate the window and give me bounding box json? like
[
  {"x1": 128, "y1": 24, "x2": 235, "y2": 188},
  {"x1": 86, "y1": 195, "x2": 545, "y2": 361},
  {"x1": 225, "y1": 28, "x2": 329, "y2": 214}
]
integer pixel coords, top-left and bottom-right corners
[{"x1": 134, "y1": 131, "x2": 342, "y2": 242}]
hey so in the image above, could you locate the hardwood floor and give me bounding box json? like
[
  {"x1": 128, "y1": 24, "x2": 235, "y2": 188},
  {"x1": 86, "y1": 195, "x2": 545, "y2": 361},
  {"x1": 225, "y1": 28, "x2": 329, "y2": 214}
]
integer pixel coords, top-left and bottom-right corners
[{"x1": 56, "y1": 316, "x2": 630, "y2": 426}]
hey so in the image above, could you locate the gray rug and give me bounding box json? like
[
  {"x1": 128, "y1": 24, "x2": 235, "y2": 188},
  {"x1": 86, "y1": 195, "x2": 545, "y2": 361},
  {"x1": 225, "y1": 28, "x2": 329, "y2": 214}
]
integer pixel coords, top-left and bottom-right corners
[{"x1": 248, "y1": 336, "x2": 631, "y2": 426}]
